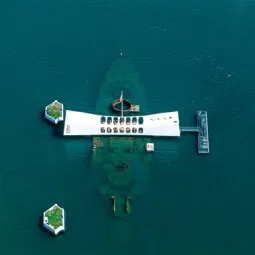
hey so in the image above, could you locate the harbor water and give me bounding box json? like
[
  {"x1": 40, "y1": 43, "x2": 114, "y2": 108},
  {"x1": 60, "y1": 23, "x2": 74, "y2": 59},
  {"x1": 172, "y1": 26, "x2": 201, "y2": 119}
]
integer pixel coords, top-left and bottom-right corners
[{"x1": 0, "y1": 0, "x2": 255, "y2": 254}]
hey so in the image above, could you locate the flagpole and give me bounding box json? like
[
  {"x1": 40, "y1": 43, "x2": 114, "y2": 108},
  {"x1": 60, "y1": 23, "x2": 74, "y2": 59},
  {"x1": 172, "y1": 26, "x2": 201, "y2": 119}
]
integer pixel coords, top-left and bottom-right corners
[{"x1": 121, "y1": 90, "x2": 123, "y2": 118}]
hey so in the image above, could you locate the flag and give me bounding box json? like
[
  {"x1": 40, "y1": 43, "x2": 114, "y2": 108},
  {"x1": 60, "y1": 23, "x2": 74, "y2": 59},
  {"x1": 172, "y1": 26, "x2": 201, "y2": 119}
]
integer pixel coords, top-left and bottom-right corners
[{"x1": 120, "y1": 90, "x2": 123, "y2": 102}]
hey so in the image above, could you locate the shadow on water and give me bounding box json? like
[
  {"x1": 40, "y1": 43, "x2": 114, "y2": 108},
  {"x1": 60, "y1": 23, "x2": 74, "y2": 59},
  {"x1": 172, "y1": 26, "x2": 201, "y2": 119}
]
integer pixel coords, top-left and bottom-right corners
[
  {"x1": 37, "y1": 215, "x2": 66, "y2": 239},
  {"x1": 39, "y1": 110, "x2": 64, "y2": 138},
  {"x1": 37, "y1": 215, "x2": 55, "y2": 237},
  {"x1": 52, "y1": 123, "x2": 64, "y2": 138},
  {"x1": 101, "y1": 196, "x2": 117, "y2": 219},
  {"x1": 41, "y1": 107, "x2": 93, "y2": 163},
  {"x1": 154, "y1": 137, "x2": 179, "y2": 142}
]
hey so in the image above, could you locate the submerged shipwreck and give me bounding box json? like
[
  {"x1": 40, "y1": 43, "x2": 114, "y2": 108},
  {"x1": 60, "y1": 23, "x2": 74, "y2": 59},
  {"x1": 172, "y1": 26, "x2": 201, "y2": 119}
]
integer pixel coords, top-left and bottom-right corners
[{"x1": 91, "y1": 59, "x2": 154, "y2": 216}]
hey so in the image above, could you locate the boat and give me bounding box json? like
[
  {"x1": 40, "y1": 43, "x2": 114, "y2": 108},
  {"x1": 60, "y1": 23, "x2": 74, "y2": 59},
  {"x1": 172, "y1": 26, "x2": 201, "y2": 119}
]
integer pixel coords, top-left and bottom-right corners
[{"x1": 92, "y1": 58, "x2": 153, "y2": 217}]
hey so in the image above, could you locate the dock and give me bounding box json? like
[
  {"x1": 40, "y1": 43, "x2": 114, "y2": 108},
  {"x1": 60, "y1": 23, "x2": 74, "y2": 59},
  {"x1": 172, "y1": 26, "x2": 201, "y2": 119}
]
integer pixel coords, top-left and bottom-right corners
[
  {"x1": 197, "y1": 111, "x2": 210, "y2": 154},
  {"x1": 180, "y1": 111, "x2": 210, "y2": 154}
]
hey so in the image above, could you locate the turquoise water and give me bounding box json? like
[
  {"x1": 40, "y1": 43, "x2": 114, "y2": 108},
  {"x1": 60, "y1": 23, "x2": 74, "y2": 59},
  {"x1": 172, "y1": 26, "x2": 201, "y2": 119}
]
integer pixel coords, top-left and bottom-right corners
[{"x1": 1, "y1": 1, "x2": 255, "y2": 254}]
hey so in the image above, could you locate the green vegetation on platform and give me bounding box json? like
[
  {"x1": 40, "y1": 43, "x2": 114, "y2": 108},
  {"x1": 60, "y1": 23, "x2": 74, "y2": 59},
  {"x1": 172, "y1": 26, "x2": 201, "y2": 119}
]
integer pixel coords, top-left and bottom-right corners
[
  {"x1": 46, "y1": 101, "x2": 62, "y2": 119},
  {"x1": 45, "y1": 205, "x2": 63, "y2": 229}
]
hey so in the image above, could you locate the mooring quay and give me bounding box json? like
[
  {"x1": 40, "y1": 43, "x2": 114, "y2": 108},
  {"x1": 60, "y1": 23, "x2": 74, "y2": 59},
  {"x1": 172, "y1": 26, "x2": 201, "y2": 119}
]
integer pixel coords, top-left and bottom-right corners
[
  {"x1": 63, "y1": 110, "x2": 210, "y2": 154},
  {"x1": 180, "y1": 111, "x2": 210, "y2": 154}
]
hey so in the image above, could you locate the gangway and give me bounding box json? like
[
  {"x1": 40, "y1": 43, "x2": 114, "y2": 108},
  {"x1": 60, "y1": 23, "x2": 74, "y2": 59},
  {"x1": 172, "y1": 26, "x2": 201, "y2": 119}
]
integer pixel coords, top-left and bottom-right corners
[{"x1": 180, "y1": 126, "x2": 199, "y2": 132}]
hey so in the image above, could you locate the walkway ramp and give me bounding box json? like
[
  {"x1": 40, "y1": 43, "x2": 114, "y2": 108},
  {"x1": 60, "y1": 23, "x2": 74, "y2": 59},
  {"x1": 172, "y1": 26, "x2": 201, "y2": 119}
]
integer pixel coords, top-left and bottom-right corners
[{"x1": 180, "y1": 126, "x2": 199, "y2": 132}]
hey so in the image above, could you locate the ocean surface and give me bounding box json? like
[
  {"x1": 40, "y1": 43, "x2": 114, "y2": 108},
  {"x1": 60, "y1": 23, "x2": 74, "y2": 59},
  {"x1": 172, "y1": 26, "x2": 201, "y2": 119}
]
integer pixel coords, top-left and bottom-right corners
[{"x1": 1, "y1": 0, "x2": 255, "y2": 254}]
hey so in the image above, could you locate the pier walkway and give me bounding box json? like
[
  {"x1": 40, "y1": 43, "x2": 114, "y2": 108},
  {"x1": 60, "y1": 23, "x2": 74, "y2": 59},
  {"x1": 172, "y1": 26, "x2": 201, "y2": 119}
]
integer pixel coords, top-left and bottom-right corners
[
  {"x1": 63, "y1": 110, "x2": 181, "y2": 137},
  {"x1": 180, "y1": 126, "x2": 199, "y2": 132}
]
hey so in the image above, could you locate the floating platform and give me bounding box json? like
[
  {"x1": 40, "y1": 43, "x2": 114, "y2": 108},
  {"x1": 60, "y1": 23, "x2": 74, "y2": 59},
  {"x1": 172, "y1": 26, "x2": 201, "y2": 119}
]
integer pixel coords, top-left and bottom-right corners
[
  {"x1": 43, "y1": 204, "x2": 65, "y2": 236},
  {"x1": 180, "y1": 111, "x2": 210, "y2": 154},
  {"x1": 44, "y1": 100, "x2": 64, "y2": 124},
  {"x1": 197, "y1": 111, "x2": 210, "y2": 154}
]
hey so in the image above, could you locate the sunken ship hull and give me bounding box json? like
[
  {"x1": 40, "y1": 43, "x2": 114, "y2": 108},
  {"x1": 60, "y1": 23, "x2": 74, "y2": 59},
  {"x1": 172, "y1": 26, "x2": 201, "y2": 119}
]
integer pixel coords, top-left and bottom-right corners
[{"x1": 92, "y1": 59, "x2": 153, "y2": 217}]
